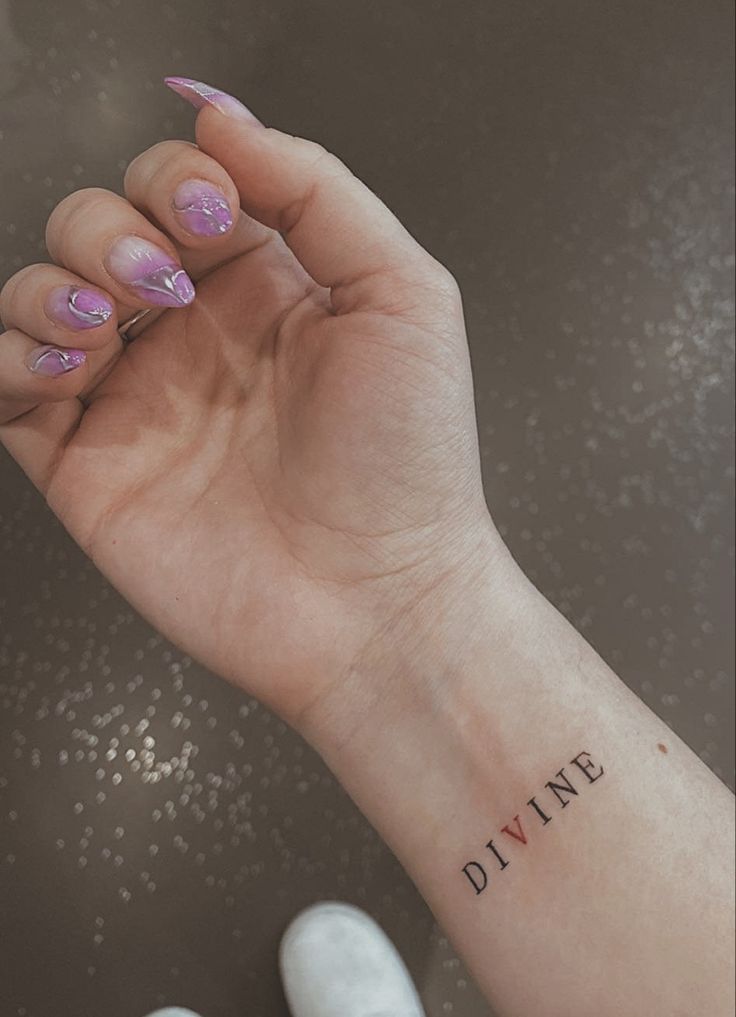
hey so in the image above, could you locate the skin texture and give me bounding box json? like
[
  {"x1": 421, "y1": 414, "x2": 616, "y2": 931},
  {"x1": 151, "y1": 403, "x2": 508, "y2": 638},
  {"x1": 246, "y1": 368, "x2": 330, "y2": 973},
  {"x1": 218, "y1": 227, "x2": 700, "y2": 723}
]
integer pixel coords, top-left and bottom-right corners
[{"x1": 0, "y1": 84, "x2": 733, "y2": 1016}]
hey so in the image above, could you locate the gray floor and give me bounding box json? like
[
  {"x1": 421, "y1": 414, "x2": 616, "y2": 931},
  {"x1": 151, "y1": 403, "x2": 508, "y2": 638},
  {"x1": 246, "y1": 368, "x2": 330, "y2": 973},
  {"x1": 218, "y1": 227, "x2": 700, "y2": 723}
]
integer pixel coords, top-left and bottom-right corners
[{"x1": 0, "y1": 2, "x2": 733, "y2": 1016}]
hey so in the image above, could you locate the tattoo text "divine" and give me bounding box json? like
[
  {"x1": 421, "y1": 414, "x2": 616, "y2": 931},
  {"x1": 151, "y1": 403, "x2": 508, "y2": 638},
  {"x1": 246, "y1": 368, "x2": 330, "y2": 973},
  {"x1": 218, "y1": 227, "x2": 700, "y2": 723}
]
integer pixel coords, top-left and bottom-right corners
[{"x1": 462, "y1": 750, "x2": 605, "y2": 896}]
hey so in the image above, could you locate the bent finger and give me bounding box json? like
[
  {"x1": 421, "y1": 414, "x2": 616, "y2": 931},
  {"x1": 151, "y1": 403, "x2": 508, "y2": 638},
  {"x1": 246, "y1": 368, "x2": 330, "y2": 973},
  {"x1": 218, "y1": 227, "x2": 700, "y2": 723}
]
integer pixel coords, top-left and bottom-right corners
[
  {"x1": 0, "y1": 263, "x2": 119, "y2": 350},
  {"x1": 0, "y1": 327, "x2": 89, "y2": 424},
  {"x1": 46, "y1": 187, "x2": 196, "y2": 313},
  {"x1": 123, "y1": 138, "x2": 290, "y2": 282}
]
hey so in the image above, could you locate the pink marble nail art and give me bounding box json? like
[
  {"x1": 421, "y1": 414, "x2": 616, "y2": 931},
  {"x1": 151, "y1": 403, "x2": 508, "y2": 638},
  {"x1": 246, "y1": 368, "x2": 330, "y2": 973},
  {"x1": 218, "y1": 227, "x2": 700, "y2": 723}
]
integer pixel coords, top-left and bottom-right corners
[
  {"x1": 105, "y1": 237, "x2": 195, "y2": 307},
  {"x1": 173, "y1": 179, "x2": 234, "y2": 237},
  {"x1": 164, "y1": 77, "x2": 263, "y2": 124},
  {"x1": 45, "y1": 285, "x2": 114, "y2": 330},
  {"x1": 27, "y1": 346, "x2": 86, "y2": 377}
]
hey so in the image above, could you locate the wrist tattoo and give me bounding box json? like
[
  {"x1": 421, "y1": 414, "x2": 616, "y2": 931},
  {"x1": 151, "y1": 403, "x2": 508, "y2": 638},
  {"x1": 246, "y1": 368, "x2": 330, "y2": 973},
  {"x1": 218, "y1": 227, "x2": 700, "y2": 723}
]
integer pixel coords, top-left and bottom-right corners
[{"x1": 462, "y1": 749, "x2": 605, "y2": 896}]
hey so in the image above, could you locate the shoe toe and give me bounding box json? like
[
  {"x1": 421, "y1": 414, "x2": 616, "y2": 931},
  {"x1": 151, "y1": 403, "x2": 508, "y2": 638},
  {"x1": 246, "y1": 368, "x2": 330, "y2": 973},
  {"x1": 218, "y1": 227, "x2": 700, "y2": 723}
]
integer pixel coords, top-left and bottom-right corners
[
  {"x1": 279, "y1": 901, "x2": 426, "y2": 1017},
  {"x1": 143, "y1": 1010, "x2": 203, "y2": 1017}
]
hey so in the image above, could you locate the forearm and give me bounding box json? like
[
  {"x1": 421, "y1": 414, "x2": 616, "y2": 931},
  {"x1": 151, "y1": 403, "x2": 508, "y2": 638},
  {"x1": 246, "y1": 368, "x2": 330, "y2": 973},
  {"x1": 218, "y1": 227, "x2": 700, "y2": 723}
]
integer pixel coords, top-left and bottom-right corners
[{"x1": 303, "y1": 537, "x2": 735, "y2": 1017}]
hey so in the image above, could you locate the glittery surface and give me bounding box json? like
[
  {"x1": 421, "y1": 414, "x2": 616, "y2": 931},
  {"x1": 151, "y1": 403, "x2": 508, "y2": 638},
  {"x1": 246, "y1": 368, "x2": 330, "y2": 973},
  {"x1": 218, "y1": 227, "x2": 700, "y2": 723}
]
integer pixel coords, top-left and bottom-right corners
[{"x1": 0, "y1": 2, "x2": 733, "y2": 1016}]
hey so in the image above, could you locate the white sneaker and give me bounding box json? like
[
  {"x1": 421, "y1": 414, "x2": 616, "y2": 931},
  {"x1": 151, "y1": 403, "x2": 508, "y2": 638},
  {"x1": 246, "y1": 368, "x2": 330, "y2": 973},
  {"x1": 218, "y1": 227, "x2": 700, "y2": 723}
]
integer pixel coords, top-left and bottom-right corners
[
  {"x1": 143, "y1": 1010, "x2": 202, "y2": 1017},
  {"x1": 279, "y1": 901, "x2": 427, "y2": 1017}
]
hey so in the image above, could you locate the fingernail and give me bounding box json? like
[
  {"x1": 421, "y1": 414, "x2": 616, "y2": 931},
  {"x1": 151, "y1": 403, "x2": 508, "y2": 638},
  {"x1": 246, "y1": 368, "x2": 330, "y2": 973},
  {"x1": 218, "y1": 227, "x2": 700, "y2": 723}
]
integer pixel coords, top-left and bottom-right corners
[
  {"x1": 45, "y1": 285, "x2": 114, "y2": 330},
  {"x1": 105, "y1": 236, "x2": 195, "y2": 307},
  {"x1": 172, "y1": 179, "x2": 234, "y2": 237},
  {"x1": 164, "y1": 77, "x2": 263, "y2": 124},
  {"x1": 27, "y1": 346, "x2": 86, "y2": 377}
]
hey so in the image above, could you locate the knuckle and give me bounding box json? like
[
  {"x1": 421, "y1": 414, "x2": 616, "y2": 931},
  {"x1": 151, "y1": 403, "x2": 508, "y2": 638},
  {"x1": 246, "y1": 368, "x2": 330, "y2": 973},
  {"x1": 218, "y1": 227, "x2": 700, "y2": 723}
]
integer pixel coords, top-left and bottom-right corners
[
  {"x1": 123, "y1": 151, "x2": 152, "y2": 191},
  {"x1": 293, "y1": 136, "x2": 345, "y2": 179},
  {"x1": 276, "y1": 139, "x2": 348, "y2": 236},
  {"x1": 124, "y1": 140, "x2": 196, "y2": 191},
  {"x1": 45, "y1": 187, "x2": 114, "y2": 243},
  {"x1": 398, "y1": 249, "x2": 460, "y2": 291},
  {"x1": 49, "y1": 186, "x2": 110, "y2": 222},
  {"x1": 424, "y1": 258, "x2": 461, "y2": 303},
  {"x1": 0, "y1": 265, "x2": 38, "y2": 309},
  {"x1": 0, "y1": 326, "x2": 24, "y2": 348},
  {"x1": 138, "y1": 159, "x2": 174, "y2": 199}
]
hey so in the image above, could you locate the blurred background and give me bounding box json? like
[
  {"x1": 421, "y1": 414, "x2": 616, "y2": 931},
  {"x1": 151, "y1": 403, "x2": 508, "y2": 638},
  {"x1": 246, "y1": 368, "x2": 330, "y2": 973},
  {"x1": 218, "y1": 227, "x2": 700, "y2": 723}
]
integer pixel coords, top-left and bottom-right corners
[{"x1": 0, "y1": 1, "x2": 733, "y2": 1015}]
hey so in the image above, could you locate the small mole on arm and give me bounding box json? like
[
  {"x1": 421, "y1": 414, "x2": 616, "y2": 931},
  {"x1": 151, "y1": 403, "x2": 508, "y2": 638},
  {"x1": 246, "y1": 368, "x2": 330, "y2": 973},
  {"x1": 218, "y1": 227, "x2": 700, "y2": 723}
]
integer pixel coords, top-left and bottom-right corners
[{"x1": 657, "y1": 743, "x2": 668, "y2": 754}]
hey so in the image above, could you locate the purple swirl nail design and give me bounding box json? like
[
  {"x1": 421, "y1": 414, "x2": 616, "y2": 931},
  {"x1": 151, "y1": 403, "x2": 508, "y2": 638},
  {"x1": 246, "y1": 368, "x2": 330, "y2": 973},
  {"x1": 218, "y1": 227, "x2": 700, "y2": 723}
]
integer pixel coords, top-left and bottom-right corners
[
  {"x1": 105, "y1": 236, "x2": 195, "y2": 307},
  {"x1": 173, "y1": 179, "x2": 234, "y2": 237},
  {"x1": 46, "y1": 286, "x2": 114, "y2": 330},
  {"x1": 27, "y1": 346, "x2": 86, "y2": 377}
]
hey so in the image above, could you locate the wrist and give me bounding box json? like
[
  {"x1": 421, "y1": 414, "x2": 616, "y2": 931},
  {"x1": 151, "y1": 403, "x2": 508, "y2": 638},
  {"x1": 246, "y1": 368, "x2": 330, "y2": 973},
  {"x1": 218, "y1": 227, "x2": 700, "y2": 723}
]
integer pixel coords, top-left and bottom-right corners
[
  {"x1": 294, "y1": 519, "x2": 556, "y2": 884},
  {"x1": 297, "y1": 517, "x2": 524, "y2": 768},
  {"x1": 295, "y1": 523, "x2": 621, "y2": 896}
]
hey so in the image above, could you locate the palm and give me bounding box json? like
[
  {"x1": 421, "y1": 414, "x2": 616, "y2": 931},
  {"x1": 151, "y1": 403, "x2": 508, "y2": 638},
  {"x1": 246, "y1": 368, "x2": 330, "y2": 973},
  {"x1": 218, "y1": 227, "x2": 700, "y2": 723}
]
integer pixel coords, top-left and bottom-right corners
[
  {"x1": 43, "y1": 246, "x2": 481, "y2": 718},
  {"x1": 2, "y1": 106, "x2": 488, "y2": 721}
]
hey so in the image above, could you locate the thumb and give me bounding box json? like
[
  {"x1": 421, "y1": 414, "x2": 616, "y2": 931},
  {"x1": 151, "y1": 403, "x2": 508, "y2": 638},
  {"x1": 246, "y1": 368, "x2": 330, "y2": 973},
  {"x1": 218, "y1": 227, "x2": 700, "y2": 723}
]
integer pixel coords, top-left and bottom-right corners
[{"x1": 165, "y1": 77, "x2": 457, "y2": 317}]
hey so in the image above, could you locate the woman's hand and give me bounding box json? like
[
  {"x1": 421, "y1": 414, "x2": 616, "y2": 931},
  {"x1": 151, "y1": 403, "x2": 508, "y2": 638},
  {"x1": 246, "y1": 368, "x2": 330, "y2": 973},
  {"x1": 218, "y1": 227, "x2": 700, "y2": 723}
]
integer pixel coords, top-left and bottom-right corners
[
  {"x1": 3, "y1": 81, "x2": 734, "y2": 1017},
  {"x1": 0, "y1": 79, "x2": 496, "y2": 728}
]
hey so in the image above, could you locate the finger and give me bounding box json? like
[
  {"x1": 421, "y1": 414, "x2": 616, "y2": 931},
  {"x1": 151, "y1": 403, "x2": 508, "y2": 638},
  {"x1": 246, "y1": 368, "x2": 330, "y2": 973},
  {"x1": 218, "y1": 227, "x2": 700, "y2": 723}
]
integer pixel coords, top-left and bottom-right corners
[
  {"x1": 45, "y1": 188, "x2": 196, "y2": 313},
  {"x1": 0, "y1": 327, "x2": 89, "y2": 425},
  {"x1": 0, "y1": 263, "x2": 119, "y2": 350},
  {"x1": 123, "y1": 139, "x2": 287, "y2": 282},
  {"x1": 124, "y1": 139, "x2": 238, "y2": 243},
  {"x1": 0, "y1": 399, "x2": 83, "y2": 494},
  {"x1": 165, "y1": 78, "x2": 458, "y2": 317}
]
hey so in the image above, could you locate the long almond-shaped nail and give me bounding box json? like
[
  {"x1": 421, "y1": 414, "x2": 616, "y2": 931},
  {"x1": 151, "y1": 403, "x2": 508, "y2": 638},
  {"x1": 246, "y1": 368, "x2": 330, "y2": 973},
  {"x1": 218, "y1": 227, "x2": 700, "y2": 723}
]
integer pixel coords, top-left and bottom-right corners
[
  {"x1": 45, "y1": 285, "x2": 114, "y2": 330},
  {"x1": 27, "y1": 346, "x2": 86, "y2": 377},
  {"x1": 164, "y1": 76, "x2": 263, "y2": 124},
  {"x1": 105, "y1": 237, "x2": 195, "y2": 307},
  {"x1": 172, "y1": 179, "x2": 234, "y2": 237}
]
